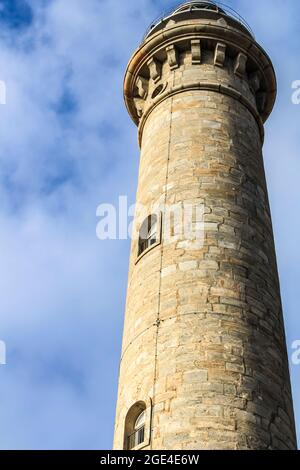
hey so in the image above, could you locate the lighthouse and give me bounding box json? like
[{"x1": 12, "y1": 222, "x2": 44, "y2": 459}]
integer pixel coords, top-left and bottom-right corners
[{"x1": 113, "y1": 1, "x2": 297, "y2": 450}]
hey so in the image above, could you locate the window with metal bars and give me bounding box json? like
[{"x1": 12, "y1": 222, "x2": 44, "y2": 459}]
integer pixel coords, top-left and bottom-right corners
[{"x1": 127, "y1": 411, "x2": 145, "y2": 450}]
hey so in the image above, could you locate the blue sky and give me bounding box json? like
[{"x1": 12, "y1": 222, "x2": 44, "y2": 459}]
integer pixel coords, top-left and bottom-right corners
[{"x1": 0, "y1": 0, "x2": 299, "y2": 450}]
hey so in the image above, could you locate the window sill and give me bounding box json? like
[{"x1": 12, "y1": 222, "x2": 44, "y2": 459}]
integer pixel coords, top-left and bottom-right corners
[
  {"x1": 130, "y1": 440, "x2": 150, "y2": 451},
  {"x1": 135, "y1": 240, "x2": 161, "y2": 265}
]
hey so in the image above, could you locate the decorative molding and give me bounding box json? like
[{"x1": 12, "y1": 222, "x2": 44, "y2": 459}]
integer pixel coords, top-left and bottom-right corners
[
  {"x1": 151, "y1": 82, "x2": 168, "y2": 99},
  {"x1": 166, "y1": 44, "x2": 179, "y2": 70},
  {"x1": 214, "y1": 42, "x2": 226, "y2": 67},
  {"x1": 256, "y1": 91, "x2": 267, "y2": 113},
  {"x1": 147, "y1": 57, "x2": 162, "y2": 83},
  {"x1": 136, "y1": 76, "x2": 148, "y2": 99},
  {"x1": 134, "y1": 98, "x2": 145, "y2": 118},
  {"x1": 124, "y1": 25, "x2": 277, "y2": 125},
  {"x1": 249, "y1": 71, "x2": 261, "y2": 93},
  {"x1": 234, "y1": 52, "x2": 247, "y2": 78},
  {"x1": 191, "y1": 39, "x2": 201, "y2": 64}
]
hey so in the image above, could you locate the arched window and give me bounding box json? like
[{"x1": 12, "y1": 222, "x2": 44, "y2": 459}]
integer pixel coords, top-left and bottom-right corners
[
  {"x1": 128, "y1": 411, "x2": 145, "y2": 450},
  {"x1": 138, "y1": 214, "x2": 158, "y2": 257},
  {"x1": 124, "y1": 401, "x2": 147, "y2": 450}
]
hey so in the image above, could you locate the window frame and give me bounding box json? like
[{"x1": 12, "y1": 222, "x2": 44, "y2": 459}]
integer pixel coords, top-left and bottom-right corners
[
  {"x1": 135, "y1": 212, "x2": 162, "y2": 265},
  {"x1": 123, "y1": 399, "x2": 152, "y2": 451},
  {"x1": 127, "y1": 425, "x2": 145, "y2": 450}
]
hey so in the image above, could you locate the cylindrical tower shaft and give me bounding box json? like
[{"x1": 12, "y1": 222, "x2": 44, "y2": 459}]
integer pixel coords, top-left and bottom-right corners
[{"x1": 114, "y1": 2, "x2": 297, "y2": 450}]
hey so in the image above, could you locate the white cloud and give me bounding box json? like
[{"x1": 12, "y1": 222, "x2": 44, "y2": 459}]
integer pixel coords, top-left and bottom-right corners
[
  {"x1": 0, "y1": 0, "x2": 152, "y2": 449},
  {"x1": 0, "y1": 0, "x2": 299, "y2": 449}
]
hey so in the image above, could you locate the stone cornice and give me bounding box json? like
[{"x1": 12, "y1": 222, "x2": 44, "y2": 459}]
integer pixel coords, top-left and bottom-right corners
[{"x1": 124, "y1": 21, "x2": 277, "y2": 134}]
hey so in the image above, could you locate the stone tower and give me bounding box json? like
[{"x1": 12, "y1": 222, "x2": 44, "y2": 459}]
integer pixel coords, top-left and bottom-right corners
[{"x1": 114, "y1": 1, "x2": 297, "y2": 450}]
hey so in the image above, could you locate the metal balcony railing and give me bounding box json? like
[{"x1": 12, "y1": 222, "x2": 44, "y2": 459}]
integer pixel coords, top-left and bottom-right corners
[{"x1": 142, "y1": 1, "x2": 254, "y2": 42}]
